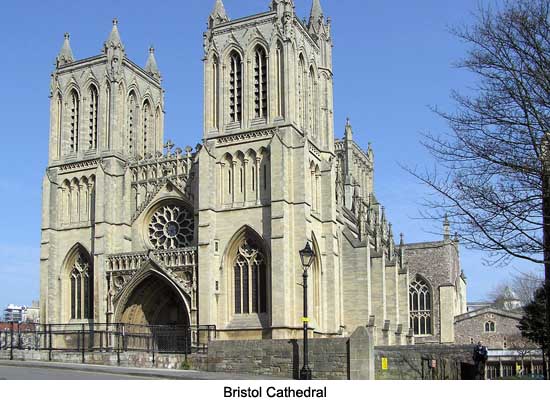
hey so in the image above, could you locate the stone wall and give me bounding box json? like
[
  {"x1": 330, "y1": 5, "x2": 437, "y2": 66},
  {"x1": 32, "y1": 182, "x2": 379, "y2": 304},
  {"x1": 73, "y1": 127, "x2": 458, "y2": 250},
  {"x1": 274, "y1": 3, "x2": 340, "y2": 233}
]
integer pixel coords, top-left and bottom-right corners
[
  {"x1": 374, "y1": 344, "x2": 474, "y2": 380},
  {"x1": 207, "y1": 338, "x2": 347, "y2": 379},
  {"x1": 0, "y1": 349, "x2": 204, "y2": 370},
  {"x1": 454, "y1": 308, "x2": 524, "y2": 348},
  {"x1": 206, "y1": 326, "x2": 374, "y2": 380}
]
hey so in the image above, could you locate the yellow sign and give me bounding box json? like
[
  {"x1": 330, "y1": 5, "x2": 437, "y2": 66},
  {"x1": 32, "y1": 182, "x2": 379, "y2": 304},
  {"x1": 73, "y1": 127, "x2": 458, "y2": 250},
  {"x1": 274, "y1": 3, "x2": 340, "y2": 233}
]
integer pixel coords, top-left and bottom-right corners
[
  {"x1": 516, "y1": 363, "x2": 522, "y2": 373},
  {"x1": 381, "y1": 357, "x2": 388, "y2": 371},
  {"x1": 302, "y1": 317, "x2": 309, "y2": 323}
]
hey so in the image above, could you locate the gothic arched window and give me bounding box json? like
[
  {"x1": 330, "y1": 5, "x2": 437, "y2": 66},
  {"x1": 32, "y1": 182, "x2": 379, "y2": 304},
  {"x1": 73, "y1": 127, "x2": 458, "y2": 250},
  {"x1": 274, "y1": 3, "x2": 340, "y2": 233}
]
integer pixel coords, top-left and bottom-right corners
[
  {"x1": 234, "y1": 239, "x2": 267, "y2": 314},
  {"x1": 229, "y1": 52, "x2": 242, "y2": 123},
  {"x1": 88, "y1": 85, "x2": 98, "y2": 150},
  {"x1": 212, "y1": 55, "x2": 219, "y2": 129},
  {"x1": 142, "y1": 100, "x2": 152, "y2": 157},
  {"x1": 275, "y1": 41, "x2": 285, "y2": 118},
  {"x1": 298, "y1": 55, "x2": 306, "y2": 129},
  {"x1": 308, "y1": 66, "x2": 316, "y2": 135},
  {"x1": 127, "y1": 91, "x2": 137, "y2": 156},
  {"x1": 69, "y1": 90, "x2": 80, "y2": 153},
  {"x1": 70, "y1": 250, "x2": 93, "y2": 320},
  {"x1": 254, "y1": 46, "x2": 268, "y2": 119},
  {"x1": 409, "y1": 277, "x2": 432, "y2": 335}
]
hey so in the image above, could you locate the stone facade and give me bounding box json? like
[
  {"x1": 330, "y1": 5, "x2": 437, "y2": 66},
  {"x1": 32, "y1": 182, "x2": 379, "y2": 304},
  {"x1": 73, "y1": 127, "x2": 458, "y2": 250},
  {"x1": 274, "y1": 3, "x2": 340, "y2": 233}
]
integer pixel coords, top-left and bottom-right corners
[
  {"x1": 404, "y1": 235, "x2": 467, "y2": 343},
  {"x1": 454, "y1": 307, "x2": 523, "y2": 348},
  {"x1": 39, "y1": 0, "x2": 467, "y2": 347}
]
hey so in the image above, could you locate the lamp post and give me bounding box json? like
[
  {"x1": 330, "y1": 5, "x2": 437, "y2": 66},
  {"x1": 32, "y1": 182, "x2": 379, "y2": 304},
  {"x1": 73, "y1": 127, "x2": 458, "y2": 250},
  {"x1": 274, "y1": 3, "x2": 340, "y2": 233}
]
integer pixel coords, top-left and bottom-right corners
[{"x1": 299, "y1": 241, "x2": 315, "y2": 380}]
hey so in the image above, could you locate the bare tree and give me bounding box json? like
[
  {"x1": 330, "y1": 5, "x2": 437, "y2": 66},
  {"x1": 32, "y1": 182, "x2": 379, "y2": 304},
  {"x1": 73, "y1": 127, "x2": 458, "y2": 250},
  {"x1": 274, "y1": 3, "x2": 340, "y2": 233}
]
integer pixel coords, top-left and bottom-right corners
[
  {"x1": 489, "y1": 272, "x2": 543, "y2": 306},
  {"x1": 406, "y1": 0, "x2": 550, "y2": 371}
]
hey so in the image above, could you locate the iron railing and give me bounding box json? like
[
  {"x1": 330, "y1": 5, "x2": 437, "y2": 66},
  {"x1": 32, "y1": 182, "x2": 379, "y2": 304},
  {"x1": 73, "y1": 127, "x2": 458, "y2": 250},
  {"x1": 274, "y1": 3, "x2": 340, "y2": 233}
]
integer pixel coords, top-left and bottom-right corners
[{"x1": 0, "y1": 322, "x2": 216, "y2": 363}]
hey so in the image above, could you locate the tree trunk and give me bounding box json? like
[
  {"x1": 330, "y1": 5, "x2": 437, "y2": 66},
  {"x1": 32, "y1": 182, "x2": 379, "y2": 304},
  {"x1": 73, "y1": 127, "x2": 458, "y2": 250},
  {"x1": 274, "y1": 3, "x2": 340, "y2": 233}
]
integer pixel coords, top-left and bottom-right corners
[{"x1": 541, "y1": 150, "x2": 550, "y2": 381}]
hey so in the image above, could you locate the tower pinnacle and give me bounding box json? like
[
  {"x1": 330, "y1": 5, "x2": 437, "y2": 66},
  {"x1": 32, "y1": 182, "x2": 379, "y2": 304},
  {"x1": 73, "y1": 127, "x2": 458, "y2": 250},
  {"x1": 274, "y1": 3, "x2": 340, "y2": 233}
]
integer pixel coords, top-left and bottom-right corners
[
  {"x1": 145, "y1": 46, "x2": 161, "y2": 81},
  {"x1": 104, "y1": 18, "x2": 124, "y2": 53},
  {"x1": 344, "y1": 117, "x2": 353, "y2": 141},
  {"x1": 209, "y1": 0, "x2": 229, "y2": 28},
  {"x1": 56, "y1": 33, "x2": 74, "y2": 68},
  {"x1": 309, "y1": 0, "x2": 324, "y2": 26}
]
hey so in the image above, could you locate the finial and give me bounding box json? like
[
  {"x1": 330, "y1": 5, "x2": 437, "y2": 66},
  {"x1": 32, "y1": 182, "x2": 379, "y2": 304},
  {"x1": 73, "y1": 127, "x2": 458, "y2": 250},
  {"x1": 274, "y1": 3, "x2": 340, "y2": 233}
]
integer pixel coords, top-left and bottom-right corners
[
  {"x1": 113, "y1": 18, "x2": 118, "y2": 26},
  {"x1": 149, "y1": 46, "x2": 155, "y2": 54},
  {"x1": 64, "y1": 32, "x2": 70, "y2": 40}
]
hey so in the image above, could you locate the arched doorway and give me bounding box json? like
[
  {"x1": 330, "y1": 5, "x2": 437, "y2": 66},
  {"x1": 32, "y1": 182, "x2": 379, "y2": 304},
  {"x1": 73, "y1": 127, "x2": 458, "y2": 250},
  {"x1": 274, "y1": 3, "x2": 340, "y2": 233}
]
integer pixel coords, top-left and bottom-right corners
[{"x1": 116, "y1": 272, "x2": 191, "y2": 352}]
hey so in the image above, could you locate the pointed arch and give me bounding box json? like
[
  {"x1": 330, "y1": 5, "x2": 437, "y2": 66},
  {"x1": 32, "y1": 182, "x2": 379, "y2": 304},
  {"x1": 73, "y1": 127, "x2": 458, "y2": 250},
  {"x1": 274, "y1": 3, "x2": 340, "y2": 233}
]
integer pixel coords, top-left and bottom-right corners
[
  {"x1": 274, "y1": 39, "x2": 285, "y2": 118},
  {"x1": 253, "y1": 44, "x2": 268, "y2": 120},
  {"x1": 409, "y1": 275, "x2": 433, "y2": 336},
  {"x1": 155, "y1": 105, "x2": 162, "y2": 153},
  {"x1": 297, "y1": 54, "x2": 307, "y2": 129},
  {"x1": 211, "y1": 53, "x2": 220, "y2": 130},
  {"x1": 222, "y1": 226, "x2": 270, "y2": 317},
  {"x1": 308, "y1": 65, "x2": 317, "y2": 136},
  {"x1": 68, "y1": 88, "x2": 80, "y2": 153},
  {"x1": 127, "y1": 90, "x2": 138, "y2": 157},
  {"x1": 54, "y1": 91, "x2": 63, "y2": 158},
  {"x1": 87, "y1": 83, "x2": 99, "y2": 150},
  {"x1": 142, "y1": 98, "x2": 153, "y2": 157},
  {"x1": 62, "y1": 244, "x2": 93, "y2": 320},
  {"x1": 227, "y1": 50, "x2": 243, "y2": 124},
  {"x1": 114, "y1": 265, "x2": 191, "y2": 327}
]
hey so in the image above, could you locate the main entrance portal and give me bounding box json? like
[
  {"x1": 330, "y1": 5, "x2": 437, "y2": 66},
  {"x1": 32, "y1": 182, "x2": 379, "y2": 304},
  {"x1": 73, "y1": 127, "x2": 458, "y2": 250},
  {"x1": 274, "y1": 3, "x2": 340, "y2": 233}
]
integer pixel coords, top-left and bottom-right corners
[{"x1": 116, "y1": 272, "x2": 191, "y2": 353}]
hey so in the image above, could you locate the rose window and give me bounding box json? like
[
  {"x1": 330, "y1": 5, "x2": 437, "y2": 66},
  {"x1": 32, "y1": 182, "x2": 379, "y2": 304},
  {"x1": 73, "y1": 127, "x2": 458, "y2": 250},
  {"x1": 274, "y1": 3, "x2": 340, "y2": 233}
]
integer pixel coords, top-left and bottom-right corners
[{"x1": 148, "y1": 204, "x2": 194, "y2": 249}]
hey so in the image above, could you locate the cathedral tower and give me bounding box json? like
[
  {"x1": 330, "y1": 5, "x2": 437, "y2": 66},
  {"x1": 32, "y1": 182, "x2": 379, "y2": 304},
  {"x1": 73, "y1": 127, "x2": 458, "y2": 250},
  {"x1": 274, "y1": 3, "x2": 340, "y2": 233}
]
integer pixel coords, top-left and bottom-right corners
[
  {"x1": 41, "y1": 20, "x2": 165, "y2": 323},
  {"x1": 198, "y1": 0, "x2": 341, "y2": 339}
]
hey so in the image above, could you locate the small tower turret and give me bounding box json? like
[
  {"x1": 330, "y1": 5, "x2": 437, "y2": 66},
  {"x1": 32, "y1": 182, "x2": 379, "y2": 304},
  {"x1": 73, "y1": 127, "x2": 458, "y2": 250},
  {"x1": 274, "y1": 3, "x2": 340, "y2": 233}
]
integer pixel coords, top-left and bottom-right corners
[
  {"x1": 145, "y1": 46, "x2": 161, "y2": 81},
  {"x1": 56, "y1": 33, "x2": 74, "y2": 68},
  {"x1": 208, "y1": 0, "x2": 229, "y2": 28}
]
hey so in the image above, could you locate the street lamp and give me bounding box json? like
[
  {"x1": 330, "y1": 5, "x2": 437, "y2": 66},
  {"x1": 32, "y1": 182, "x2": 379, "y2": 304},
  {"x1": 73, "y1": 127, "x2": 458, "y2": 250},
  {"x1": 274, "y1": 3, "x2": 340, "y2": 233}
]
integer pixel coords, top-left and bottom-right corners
[{"x1": 299, "y1": 241, "x2": 315, "y2": 380}]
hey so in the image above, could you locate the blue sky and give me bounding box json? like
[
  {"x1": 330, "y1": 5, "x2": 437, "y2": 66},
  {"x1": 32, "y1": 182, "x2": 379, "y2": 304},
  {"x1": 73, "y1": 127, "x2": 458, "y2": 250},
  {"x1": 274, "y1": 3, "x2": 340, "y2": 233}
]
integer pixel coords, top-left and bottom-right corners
[{"x1": 0, "y1": 0, "x2": 542, "y2": 312}]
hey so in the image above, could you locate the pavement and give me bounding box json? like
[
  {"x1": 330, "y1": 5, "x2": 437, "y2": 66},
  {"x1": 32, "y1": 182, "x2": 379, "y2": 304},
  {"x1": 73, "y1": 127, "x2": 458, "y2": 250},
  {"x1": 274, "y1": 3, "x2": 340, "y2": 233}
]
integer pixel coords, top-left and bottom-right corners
[{"x1": 0, "y1": 360, "x2": 289, "y2": 380}]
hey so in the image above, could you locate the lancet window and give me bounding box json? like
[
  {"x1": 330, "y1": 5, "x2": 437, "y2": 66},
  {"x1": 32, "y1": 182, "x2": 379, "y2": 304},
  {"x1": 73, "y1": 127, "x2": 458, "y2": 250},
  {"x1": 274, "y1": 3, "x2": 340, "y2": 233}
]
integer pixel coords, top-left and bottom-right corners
[
  {"x1": 69, "y1": 90, "x2": 80, "y2": 153},
  {"x1": 254, "y1": 47, "x2": 268, "y2": 119},
  {"x1": 88, "y1": 85, "x2": 98, "y2": 150},
  {"x1": 229, "y1": 52, "x2": 242, "y2": 123}
]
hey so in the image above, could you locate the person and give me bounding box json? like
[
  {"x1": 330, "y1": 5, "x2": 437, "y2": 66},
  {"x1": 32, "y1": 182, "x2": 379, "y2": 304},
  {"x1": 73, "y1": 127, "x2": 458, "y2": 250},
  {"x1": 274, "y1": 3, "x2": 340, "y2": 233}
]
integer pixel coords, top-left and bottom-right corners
[{"x1": 473, "y1": 341, "x2": 488, "y2": 379}]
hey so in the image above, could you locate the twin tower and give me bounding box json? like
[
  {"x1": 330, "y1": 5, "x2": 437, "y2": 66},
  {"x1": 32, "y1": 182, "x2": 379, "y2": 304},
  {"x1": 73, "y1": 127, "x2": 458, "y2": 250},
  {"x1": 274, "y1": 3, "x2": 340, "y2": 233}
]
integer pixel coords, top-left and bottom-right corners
[{"x1": 40, "y1": 0, "x2": 409, "y2": 344}]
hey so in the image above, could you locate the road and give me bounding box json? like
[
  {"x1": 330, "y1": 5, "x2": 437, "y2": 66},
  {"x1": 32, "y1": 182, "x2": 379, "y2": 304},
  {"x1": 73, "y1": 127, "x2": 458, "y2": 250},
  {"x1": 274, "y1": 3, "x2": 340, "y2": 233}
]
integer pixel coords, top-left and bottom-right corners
[
  {"x1": 0, "y1": 365, "x2": 151, "y2": 380},
  {"x1": 0, "y1": 361, "x2": 288, "y2": 380}
]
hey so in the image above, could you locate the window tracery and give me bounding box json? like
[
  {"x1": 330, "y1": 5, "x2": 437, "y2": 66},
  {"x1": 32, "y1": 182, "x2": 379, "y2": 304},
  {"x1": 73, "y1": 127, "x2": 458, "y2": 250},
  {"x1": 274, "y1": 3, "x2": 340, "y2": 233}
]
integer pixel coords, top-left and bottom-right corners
[
  {"x1": 70, "y1": 251, "x2": 93, "y2": 320},
  {"x1": 149, "y1": 203, "x2": 194, "y2": 249},
  {"x1": 234, "y1": 239, "x2": 267, "y2": 314},
  {"x1": 409, "y1": 277, "x2": 432, "y2": 335}
]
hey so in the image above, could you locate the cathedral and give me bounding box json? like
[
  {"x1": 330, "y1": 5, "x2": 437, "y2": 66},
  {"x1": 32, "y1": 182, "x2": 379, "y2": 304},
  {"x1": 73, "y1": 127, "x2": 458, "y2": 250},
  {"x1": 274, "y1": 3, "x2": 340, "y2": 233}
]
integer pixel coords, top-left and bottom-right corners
[{"x1": 40, "y1": 0, "x2": 467, "y2": 346}]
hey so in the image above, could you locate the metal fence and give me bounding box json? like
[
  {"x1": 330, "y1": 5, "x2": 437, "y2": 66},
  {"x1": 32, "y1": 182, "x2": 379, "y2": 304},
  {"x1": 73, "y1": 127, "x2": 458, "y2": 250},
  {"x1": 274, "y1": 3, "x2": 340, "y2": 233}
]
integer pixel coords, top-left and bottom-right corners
[{"x1": 0, "y1": 322, "x2": 216, "y2": 362}]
